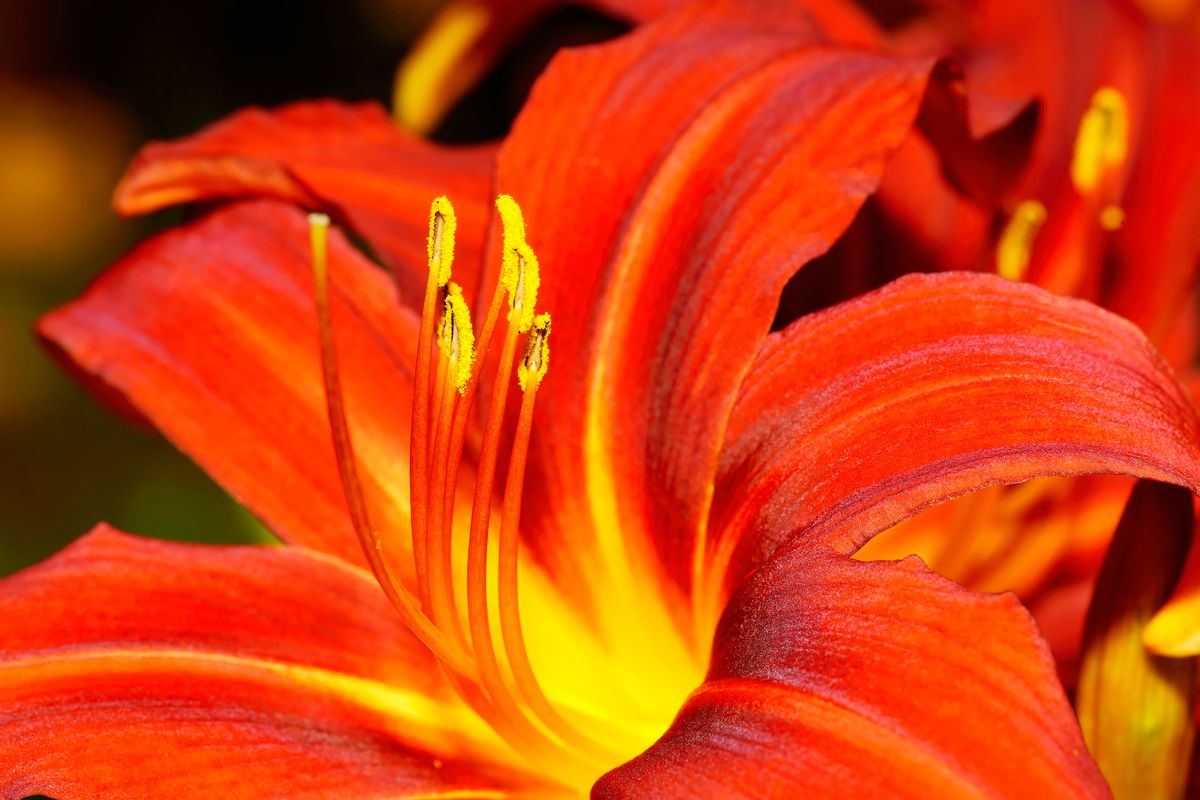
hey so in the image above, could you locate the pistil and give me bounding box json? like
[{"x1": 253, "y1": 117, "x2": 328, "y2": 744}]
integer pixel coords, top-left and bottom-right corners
[{"x1": 307, "y1": 212, "x2": 478, "y2": 681}]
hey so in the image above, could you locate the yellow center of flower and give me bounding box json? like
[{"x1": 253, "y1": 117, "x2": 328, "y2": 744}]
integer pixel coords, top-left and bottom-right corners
[{"x1": 308, "y1": 199, "x2": 689, "y2": 791}]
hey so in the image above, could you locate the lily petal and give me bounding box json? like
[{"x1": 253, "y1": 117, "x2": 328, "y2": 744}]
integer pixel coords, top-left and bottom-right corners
[
  {"x1": 495, "y1": 0, "x2": 936, "y2": 611},
  {"x1": 594, "y1": 548, "x2": 1109, "y2": 798},
  {"x1": 0, "y1": 526, "x2": 540, "y2": 799},
  {"x1": 710, "y1": 271, "x2": 1200, "y2": 601},
  {"x1": 114, "y1": 100, "x2": 495, "y2": 304},
  {"x1": 40, "y1": 200, "x2": 420, "y2": 569},
  {"x1": 0, "y1": 525, "x2": 433, "y2": 686}
]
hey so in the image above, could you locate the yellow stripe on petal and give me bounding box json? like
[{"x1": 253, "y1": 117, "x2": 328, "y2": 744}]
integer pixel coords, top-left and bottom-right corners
[{"x1": 0, "y1": 648, "x2": 512, "y2": 760}]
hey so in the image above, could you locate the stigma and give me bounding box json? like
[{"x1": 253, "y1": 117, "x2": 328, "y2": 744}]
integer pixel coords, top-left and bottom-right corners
[{"x1": 307, "y1": 197, "x2": 613, "y2": 777}]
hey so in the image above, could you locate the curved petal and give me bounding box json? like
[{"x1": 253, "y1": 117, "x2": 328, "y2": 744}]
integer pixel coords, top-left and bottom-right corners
[
  {"x1": 114, "y1": 101, "x2": 495, "y2": 304},
  {"x1": 0, "y1": 525, "x2": 431, "y2": 686},
  {"x1": 709, "y1": 271, "x2": 1200, "y2": 602},
  {"x1": 39, "y1": 200, "x2": 418, "y2": 569},
  {"x1": 594, "y1": 548, "x2": 1108, "y2": 798},
  {"x1": 0, "y1": 526, "x2": 541, "y2": 799},
  {"x1": 495, "y1": 0, "x2": 937, "y2": 620}
]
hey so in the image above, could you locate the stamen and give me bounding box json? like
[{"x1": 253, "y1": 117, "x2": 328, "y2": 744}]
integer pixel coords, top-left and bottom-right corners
[
  {"x1": 307, "y1": 212, "x2": 478, "y2": 681},
  {"x1": 412, "y1": 197, "x2": 456, "y2": 605},
  {"x1": 996, "y1": 200, "x2": 1047, "y2": 282},
  {"x1": 497, "y1": 317, "x2": 609, "y2": 756},
  {"x1": 426, "y1": 284, "x2": 474, "y2": 644},
  {"x1": 464, "y1": 255, "x2": 529, "y2": 742}
]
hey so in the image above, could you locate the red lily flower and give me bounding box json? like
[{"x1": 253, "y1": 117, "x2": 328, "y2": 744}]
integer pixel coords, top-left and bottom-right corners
[{"x1": 5, "y1": 1, "x2": 1200, "y2": 797}]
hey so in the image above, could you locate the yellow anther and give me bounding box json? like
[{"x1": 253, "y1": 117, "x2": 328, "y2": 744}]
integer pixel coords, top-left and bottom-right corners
[
  {"x1": 996, "y1": 200, "x2": 1047, "y2": 281},
  {"x1": 518, "y1": 313, "x2": 551, "y2": 392},
  {"x1": 510, "y1": 242, "x2": 541, "y2": 333},
  {"x1": 437, "y1": 282, "x2": 475, "y2": 393},
  {"x1": 1100, "y1": 205, "x2": 1126, "y2": 231},
  {"x1": 1071, "y1": 87, "x2": 1129, "y2": 195},
  {"x1": 496, "y1": 193, "x2": 528, "y2": 295},
  {"x1": 494, "y1": 195, "x2": 540, "y2": 332},
  {"x1": 428, "y1": 196, "x2": 456, "y2": 286},
  {"x1": 495, "y1": 194, "x2": 526, "y2": 249}
]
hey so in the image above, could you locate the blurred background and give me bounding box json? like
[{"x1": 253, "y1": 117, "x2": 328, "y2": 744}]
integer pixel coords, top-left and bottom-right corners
[{"x1": 0, "y1": 0, "x2": 445, "y2": 573}]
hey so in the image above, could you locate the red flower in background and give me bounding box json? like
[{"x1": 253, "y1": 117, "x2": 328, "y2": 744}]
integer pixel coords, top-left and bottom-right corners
[{"x1": 2, "y1": 0, "x2": 1200, "y2": 797}]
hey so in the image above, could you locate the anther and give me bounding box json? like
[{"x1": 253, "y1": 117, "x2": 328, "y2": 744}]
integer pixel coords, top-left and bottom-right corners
[
  {"x1": 996, "y1": 201, "x2": 1047, "y2": 282},
  {"x1": 439, "y1": 283, "x2": 476, "y2": 393},
  {"x1": 495, "y1": 195, "x2": 540, "y2": 332},
  {"x1": 518, "y1": 314, "x2": 551, "y2": 391},
  {"x1": 428, "y1": 196, "x2": 457, "y2": 286},
  {"x1": 1072, "y1": 88, "x2": 1128, "y2": 194}
]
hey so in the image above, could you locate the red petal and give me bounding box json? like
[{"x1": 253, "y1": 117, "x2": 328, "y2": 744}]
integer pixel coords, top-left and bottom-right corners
[
  {"x1": 40, "y1": 200, "x2": 418, "y2": 569},
  {"x1": 594, "y1": 549, "x2": 1108, "y2": 798},
  {"x1": 495, "y1": 0, "x2": 936, "y2": 605},
  {"x1": 0, "y1": 525, "x2": 431, "y2": 686},
  {"x1": 710, "y1": 271, "x2": 1200, "y2": 597},
  {"x1": 114, "y1": 101, "x2": 495, "y2": 304},
  {"x1": 0, "y1": 526, "x2": 537, "y2": 798}
]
